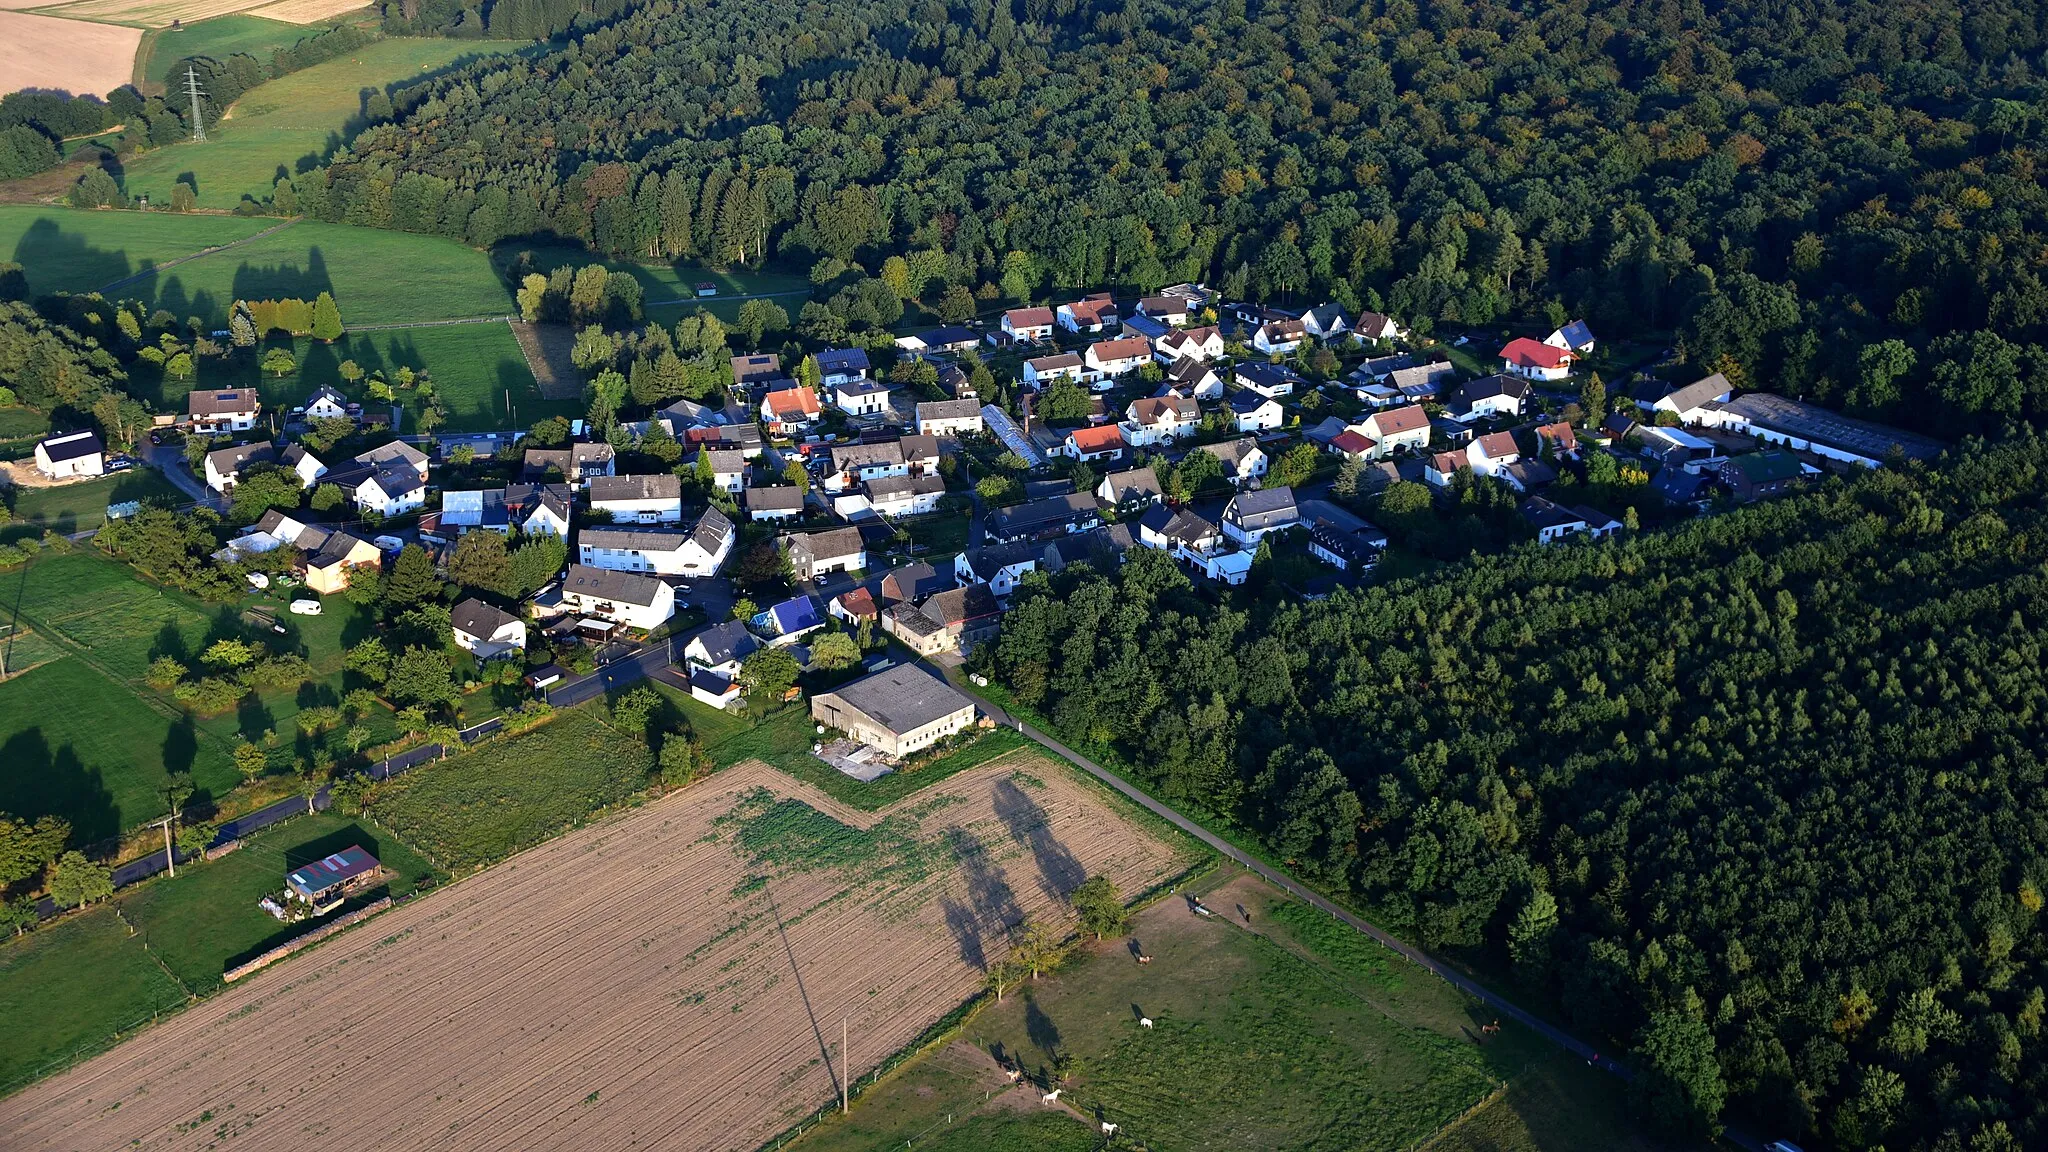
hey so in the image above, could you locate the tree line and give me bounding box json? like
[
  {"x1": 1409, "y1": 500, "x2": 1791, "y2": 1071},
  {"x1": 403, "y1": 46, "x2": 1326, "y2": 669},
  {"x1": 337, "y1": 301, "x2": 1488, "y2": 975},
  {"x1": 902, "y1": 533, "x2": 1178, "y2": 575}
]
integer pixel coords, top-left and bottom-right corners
[{"x1": 979, "y1": 434, "x2": 2048, "y2": 1149}]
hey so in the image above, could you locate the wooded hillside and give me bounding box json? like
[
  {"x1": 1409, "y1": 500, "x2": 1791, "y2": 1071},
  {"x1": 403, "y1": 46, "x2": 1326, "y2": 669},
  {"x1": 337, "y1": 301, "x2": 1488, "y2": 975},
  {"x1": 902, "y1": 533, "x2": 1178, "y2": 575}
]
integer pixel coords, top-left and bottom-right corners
[{"x1": 984, "y1": 434, "x2": 2048, "y2": 1147}]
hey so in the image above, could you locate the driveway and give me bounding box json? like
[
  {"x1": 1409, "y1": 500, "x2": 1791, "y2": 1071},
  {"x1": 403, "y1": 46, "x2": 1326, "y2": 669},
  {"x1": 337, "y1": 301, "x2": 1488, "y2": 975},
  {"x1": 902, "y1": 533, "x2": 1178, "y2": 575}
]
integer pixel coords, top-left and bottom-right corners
[{"x1": 142, "y1": 441, "x2": 222, "y2": 511}]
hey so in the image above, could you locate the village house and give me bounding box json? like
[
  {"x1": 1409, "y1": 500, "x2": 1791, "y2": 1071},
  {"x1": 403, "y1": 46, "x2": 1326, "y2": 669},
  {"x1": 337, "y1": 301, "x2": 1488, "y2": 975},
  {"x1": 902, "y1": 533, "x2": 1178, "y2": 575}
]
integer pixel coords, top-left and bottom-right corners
[
  {"x1": 1084, "y1": 337, "x2": 1152, "y2": 382},
  {"x1": 1385, "y1": 361, "x2": 1458, "y2": 402},
  {"x1": 507, "y1": 482, "x2": 574, "y2": 536},
  {"x1": 304, "y1": 386, "x2": 352, "y2": 422},
  {"x1": 936, "y1": 364, "x2": 976, "y2": 400},
  {"x1": 826, "y1": 440, "x2": 908, "y2": 492},
  {"x1": 916, "y1": 399, "x2": 983, "y2": 437},
  {"x1": 984, "y1": 492, "x2": 1101, "y2": 543},
  {"x1": 1467, "y1": 432, "x2": 1522, "y2": 481},
  {"x1": 1521, "y1": 497, "x2": 1621, "y2": 543},
  {"x1": 1502, "y1": 458, "x2": 1558, "y2": 493},
  {"x1": 829, "y1": 586, "x2": 878, "y2": 626},
  {"x1": 280, "y1": 443, "x2": 326, "y2": 488},
  {"x1": 853, "y1": 473, "x2": 946, "y2": 517},
  {"x1": 1351, "y1": 311, "x2": 1406, "y2": 343},
  {"x1": 579, "y1": 507, "x2": 733, "y2": 576},
  {"x1": 558, "y1": 564, "x2": 675, "y2": 631},
  {"x1": 1234, "y1": 361, "x2": 1304, "y2": 399},
  {"x1": 1328, "y1": 430, "x2": 1377, "y2": 462},
  {"x1": 832, "y1": 377, "x2": 894, "y2": 417},
  {"x1": 1222, "y1": 486, "x2": 1299, "y2": 547},
  {"x1": 760, "y1": 385, "x2": 822, "y2": 434},
  {"x1": 1426, "y1": 450, "x2": 1466, "y2": 488},
  {"x1": 1059, "y1": 424, "x2": 1127, "y2": 462},
  {"x1": 1159, "y1": 358, "x2": 1225, "y2": 401},
  {"x1": 1546, "y1": 320, "x2": 1597, "y2": 354},
  {"x1": 882, "y1": 583, "x2": 1004, "y2": 655},
  {"x1": 1154, "y1": 325, "x2": 1225, "y2": 363},
  {"x1": 1445, "y1": 375, "x2": 1530, "y2": 423},
  {"x1": 34, "y1": 430, "x2": 104, "y2": 479},
  {"x1": 1356, "y1": 405, "x2": 1432, "y2": 458},
  {"x1": 732, "y1": 353, "x2": 784, "y2": 389},
  {"x1": 188, "y1": 387, "x2": 261, "y2": 434},
  {"x1": 755, "y1": 595, "x2": 827, "y2": 645},
  {"x1": 1022, "y1": 352, "x2": 1089, "y2": 390},
  {"x1": 1535, "y1": 422, "x2": 1579, "y2": 458},
  {"x1": 242, "y1": 510, "x2": 383, "y2": 594},
  {"x1": 1136, "y1": 295, "x2": 1190, "y2": 327},
  {"x1": 1301, "y1": 499, "x2": 1388, "y2": 573},
  {"x1": 1220, "y1": 390, "x2": 1279, "y2": 434},
  {"x1": 523, "y1": 443, "x2": 616, "y2": 485},
  {"x1": 1122, "y1": 396, "x2": 1198, "y2": 447},
  {"x1": 589, "y1": 474, "x2": 684, "y2": 524},
  {"x1": 781, "y1": 526, "x2": 867, "y2": 580},
  {"x1": 1095, "y1": 466, "x2": 1164, "y2": 509},
  {"x1": 1301, "y1": 303, "x2": 1351, "y2": 340},
  {"x1": 1251, "y1": 318, "x2": 1307, "y2": 356},
  {"x1": 285, "y1": 846, "x2": 381, "y2": 912},
  {"x1": 1196, "y1": 437, "x2": 1269, "y2": 486},
  {"x1": 690, "y1": 669, "x2": 743, "y2": 709},
  {"x1": 694, "y1": 447, "x2": 748, "y2": 494},
  {"x1": 1500, "y1": 337, "x2": 1574, "y2": 381},
  {"x1": 815, "y1": 348, "x2": 872, "y2": 389},
  {"x1": 811, "y1": 664, "x2": 978, "y2": 758},
  {"x1": 956, "y1": 540, "x2": 1042, "y2": 596},
  {"x1": 1057, "y1": 294, "x2": 1120, "y2": 334},
  {"x1": 745, "y1": 485, "x2": 807, "y2": 522},
  {"x1": 1645, "y1": 373, "x2": 1735, "y2": 424},
  {"x1": 1001, "y1": 306, "x2": 1056, "y2": 344},
  {"x1": 683, "y1": 619, "x2": 759, "y2": 677},
  {"x1": 203, "y1": 442, "x2": 275, "y2": 492},
  {"x1": 1718, "y1": 450, "x2": 1808, "y2": 502},
  {"x1": 895, "y1": 326, "x2": 981, "y2": 359},
  {"x1": 451, "y1": 598, "x2": 527, "y2": 660}
]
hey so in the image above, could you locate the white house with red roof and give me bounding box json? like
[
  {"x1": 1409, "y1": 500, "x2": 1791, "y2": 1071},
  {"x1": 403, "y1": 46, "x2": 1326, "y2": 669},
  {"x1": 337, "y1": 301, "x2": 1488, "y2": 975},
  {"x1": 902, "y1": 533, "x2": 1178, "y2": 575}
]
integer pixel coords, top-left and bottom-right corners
[
  {"x1": 1001, "y1": 307, "x2": 1056, "y2": 343},
  {"x1": 1057, "y1": 294, "x2": 1120, "y2": 334},
  {"x1": 1467, "y1": 431, "x2": 1521, "y2": 479},
  {"x1": 1058, "y1": 424, "x2": 1127, "y2": 462},
  {"x1": 1084, "y1": 337, "x2": 1152, "y2": 381},
  {"x1": 1500, "y1": 337, "x2": 1574, "y2": 381},
  {"x1": 1356, "y1": 404, "x2": 1431, "y2": 458}
]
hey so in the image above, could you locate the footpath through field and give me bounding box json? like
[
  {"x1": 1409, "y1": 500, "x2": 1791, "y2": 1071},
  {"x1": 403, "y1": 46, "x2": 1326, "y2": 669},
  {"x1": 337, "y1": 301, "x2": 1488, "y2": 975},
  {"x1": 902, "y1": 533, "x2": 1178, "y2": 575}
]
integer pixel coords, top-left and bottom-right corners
[
  {"x1": 94, "y1": 217, "x2": 299, "y2": 296},
  {"x1": 945, "y1": 674, "x2": 1769, "y2": 1152}
]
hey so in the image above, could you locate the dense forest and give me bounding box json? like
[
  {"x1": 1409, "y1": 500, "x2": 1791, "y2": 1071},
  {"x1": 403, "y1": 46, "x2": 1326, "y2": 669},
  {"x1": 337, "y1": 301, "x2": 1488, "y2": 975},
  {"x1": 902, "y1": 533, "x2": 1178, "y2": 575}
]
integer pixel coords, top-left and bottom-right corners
[
  {"x1": 980, "y1": 436, "x2": 2048, "y2": 1147},
  {"x1": 298, "y1": 0, "x2": 2048, "y2": 433}
]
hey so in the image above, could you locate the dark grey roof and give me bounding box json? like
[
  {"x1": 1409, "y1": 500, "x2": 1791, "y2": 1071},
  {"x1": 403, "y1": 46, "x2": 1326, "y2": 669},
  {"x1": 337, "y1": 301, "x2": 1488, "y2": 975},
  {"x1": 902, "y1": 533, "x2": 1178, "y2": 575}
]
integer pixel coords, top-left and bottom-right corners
[
  {"x1": 562, "y1": 563, "x2": 667, "y2": 607},
  {"x1": 986, "y1": 493, "x2": 1097, "y2": 539},
  {"x1": 206, "y1": 442, "x2": 274, "y2": 475},
  {"x1": 1098, "y1": 467, "x2": 1162, "y2": 505},
  {"x1": 918, "y1": 399, "x2": 981, "y2": 424},
  {"x1": 881, "y1": 561, "x2": 951, "y2": 604},
  {"x1": 589, "y1": 474, "x2": 682, "y2": 503},
  {"x1": 1520, "y1": 497, "x2": 1588, "y2": 531},
  {"x1": 1048, "y1": 523, "x2": 1137, "y2": 567},
  {"x1": 1227, "y1": 390, "x2": 1279, "y2": 414},
  {"x1": 960, "y1": 540, "x2": 1043, "y2": 577},
  {"x1": 37, "y1": 430, "x2": 102, "y2": 462},
  {"x1": 1225, "y1": 486, "x2": 1298, "y2": 531},
  {"x1": 504, "y1": 481, "x2": 572, "y2": 524},
  {"x1": 783, "y1": 526, "x2": 866, "y2": 565},
  {"x1": 816, "y1": 348, "x2": 872, "y2": 376},
  {"x1": 866, "y1": 474, "x2": 946, "y2": 500},
  {"x1": 689, "y1": 505, "x2": 735, "y2": 555},
  {"x1": 746, "y1": 485, "x2": 807, "y2": 511},
  {"x1": 1233, "y1": 362, "x2": 1304, "y2": 392},
  {"x1": 690, "y1": 620, "x2": 759, "y2": 666},
  {"x1": 579, "y1": 526, "x2": 693, "y2": 552},
  {"x1": 832, "y1": 441, "x2": 904, "y2": 472},
  {"x1": 821, "y1": 664, "x2": 974, "y2": 735},
  {"x1": 189, "y1": 388, "x2": 259, "y2": 417},
  {"x1": 1658, "y1": 373, "x2": 1734, "y2": 414},
  {"x1": 452, "y1": 597, "x2": 520, "y2": 637},
  {"x1": 690, "y1": 667, "x2": 737, "y2": 696},
  {"x1": 1714, "y1": 392, "x2": 1945, "y2": 460},
  {"x1": 354, "y1": 440, "x2": 430, "y2": 471},
  {"x1": 1446, "y1": 374, "x2": 1530, "y2": 415}
]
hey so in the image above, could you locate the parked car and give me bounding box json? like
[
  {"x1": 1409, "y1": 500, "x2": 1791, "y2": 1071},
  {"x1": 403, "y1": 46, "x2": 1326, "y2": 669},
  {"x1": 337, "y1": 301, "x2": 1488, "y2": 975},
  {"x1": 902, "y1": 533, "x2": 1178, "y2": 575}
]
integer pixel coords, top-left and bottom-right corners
[{"x1": 289, "y1": 599, "x2": 323, "y2": 616}]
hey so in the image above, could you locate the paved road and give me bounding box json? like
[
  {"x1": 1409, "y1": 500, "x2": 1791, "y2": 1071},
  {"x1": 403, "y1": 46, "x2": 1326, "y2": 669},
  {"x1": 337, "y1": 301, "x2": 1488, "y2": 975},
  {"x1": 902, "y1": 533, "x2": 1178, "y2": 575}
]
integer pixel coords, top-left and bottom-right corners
[
  {"x1": 95, "y1": 219, "x2": 300, "y2": 296},
  {"x1": 544, "y1": 638, "x2": 675, "y2": 707},
  {"x1": 944, "y1": 675, "x2": 1769, "y2": 1151},
  {"x1": 141, "y1": 443, "x2": 221, "y2": 510}
]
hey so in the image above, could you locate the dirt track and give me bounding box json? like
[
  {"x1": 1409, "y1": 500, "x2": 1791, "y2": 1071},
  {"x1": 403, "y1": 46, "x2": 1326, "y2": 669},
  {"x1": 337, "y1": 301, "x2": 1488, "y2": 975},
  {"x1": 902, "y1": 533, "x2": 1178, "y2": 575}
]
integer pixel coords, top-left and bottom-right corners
[{"x1": 0, "y1": 751, "x2": 1193, "y2": 1151}]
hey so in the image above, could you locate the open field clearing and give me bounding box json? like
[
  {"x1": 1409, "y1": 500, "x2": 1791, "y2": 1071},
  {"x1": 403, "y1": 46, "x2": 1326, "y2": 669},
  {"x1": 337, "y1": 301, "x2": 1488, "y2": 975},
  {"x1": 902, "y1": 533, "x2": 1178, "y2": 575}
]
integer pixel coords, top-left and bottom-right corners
[
  {"x1": 120, "y1": 38, "x2": 522, "y2": 209},
  {"x1": 0, "y1": 11, "x2": 141, "y2": 98},
  {"x1": 0, "y1": 750, "x2": 1196, "y2": 1149},
  {"x1": 799, "y1": 869, "x2": 1535, "y2": 1151},
  {"x1": 138, "y1": 13, "x2": 312, "y2": 89},
  {"x1": 0, "y1": 908, "x2": 187, "y2": 1095},
  {"x1": 1422, "y1": 1052, "x2": 1707, "y2": 1152},
  {"x1": 0, "y1": 205, "x2": 273, "y2": 297}
]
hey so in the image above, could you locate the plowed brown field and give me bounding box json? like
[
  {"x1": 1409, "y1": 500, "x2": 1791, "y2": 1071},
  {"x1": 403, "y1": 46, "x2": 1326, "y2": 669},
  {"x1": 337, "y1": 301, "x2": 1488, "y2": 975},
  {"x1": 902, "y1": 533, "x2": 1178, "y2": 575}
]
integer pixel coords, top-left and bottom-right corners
[{"x1": 0, "y1": 749, "x2": 1194, "y2": 1151}]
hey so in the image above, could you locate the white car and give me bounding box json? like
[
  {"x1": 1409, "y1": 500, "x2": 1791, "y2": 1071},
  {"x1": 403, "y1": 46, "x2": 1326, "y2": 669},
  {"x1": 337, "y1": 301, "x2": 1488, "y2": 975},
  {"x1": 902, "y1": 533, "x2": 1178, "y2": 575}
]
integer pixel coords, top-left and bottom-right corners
[
  {"x1": 246, "y1": 572, "x2": 271, "y2": 589},
  {"x1": 373, "y1": 535, "x2": 405, "y2": 552},
  {"x1": 289, "y1": 599, "x2": 323, "y2": 616}
]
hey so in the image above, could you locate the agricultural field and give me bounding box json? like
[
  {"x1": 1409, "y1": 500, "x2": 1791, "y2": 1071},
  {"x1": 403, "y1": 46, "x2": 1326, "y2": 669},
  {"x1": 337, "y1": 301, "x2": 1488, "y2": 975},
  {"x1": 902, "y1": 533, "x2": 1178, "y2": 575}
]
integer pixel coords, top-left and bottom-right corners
[
  {"x1": 799, "y1": 871, "x2": 1559, "y2": 1152},
  {"x1": 368, "y1": 706, "x2": 655, "y2": 872},
  {"x1": 0, "y1": 548, "x2": 395, "y2": 835},
  {"x1": 0, "y1": 11, "x2": 140, "y2": 100},
  {"x1": 25, "y1": 0, "x2": 286, "y2": 29},
  {"x1": 0, "y1": 469, "x2": 185, "y2": 544},
  {"x1": 119, "y1": 38, "x2": 523, "y2": 209},
  {"x1": 0, "y1": 205, "x2": 273, "y2": 299},
  {"x1": 137, "y1": 13, "x2": 314, "y2": 89},
  {"x1": 245, "y1": 0, "x2": 371, "y2": 22},
  {"x1": 0, "y1": 750, "x2": 1196, "y2": 1148},
  {"x1": 116, "y1": 810, "x2": 436, "y2": 994},
  {"x1": 0, "y1": 908, "x2": 186, "y2": 1098}
]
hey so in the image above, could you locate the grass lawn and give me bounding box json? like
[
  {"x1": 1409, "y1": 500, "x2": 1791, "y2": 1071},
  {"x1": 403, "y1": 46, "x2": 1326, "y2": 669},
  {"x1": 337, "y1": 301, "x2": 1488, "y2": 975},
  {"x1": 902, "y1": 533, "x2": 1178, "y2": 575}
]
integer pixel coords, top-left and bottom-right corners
[
  {"x1": 120, "y1": 38, "x2": 523, "y2": 210},
  {"x1": 0, "y1": 470, "x2": 185, "y2": 544},
  {"x1": 132, "y1": 218, "x2": 515, "y2": 326},
  {"x1": 116, "y1": 810, "x2": 436, "y2": 994},
  {"x1": 0, "y1": 907, "x2": 188, "y2": 1096},
  {"x1": 902, "y1": 511, "x2": 972, "y2": 558},
  {"x1": 129, "y1": 322, "x2": 567, "y2": 432},
  {"x1": 370, "y1": 706, "x2": 653, "y2": 872},
  {"x1": 0, "y1": 406, "x2": 51, "y2": 459},
  {"x1": 0, "y1": 205, "x2": 274, "y2": 298},
  {"x1": 1426, "y1": 1051, "x2": 1711, "y2": 1152},
  {"x1": 138, "y1": 15, "x2": 334, "y2": 93}
]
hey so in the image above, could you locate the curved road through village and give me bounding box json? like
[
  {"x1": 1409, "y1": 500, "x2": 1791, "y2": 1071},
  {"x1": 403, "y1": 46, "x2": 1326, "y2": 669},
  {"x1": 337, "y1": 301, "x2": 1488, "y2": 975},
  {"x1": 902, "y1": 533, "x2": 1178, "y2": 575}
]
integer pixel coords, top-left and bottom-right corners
[{"x1": 947, "y1": 675, "x2": 1768, "y2": 1152}]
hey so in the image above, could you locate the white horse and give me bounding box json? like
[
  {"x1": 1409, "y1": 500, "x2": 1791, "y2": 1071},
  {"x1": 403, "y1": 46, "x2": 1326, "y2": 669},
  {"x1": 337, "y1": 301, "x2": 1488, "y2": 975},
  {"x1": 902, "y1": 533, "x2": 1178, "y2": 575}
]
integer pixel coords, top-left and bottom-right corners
[
  {"x1": 1139, "y1": 1017, "x2": 1153, "y2": 1029},
  {"x1": 1102, "y1": 1121, "x2": 1120, "y2": 1135},
  {"x1": 1042, "y1": 1088, "x2": 1064, "y2": 1105}
]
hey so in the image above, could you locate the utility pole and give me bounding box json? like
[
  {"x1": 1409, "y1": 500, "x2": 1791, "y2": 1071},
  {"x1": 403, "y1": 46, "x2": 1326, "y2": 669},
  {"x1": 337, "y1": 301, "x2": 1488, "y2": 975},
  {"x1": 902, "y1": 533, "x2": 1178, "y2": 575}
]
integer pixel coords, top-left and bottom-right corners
[
  {"x1": 841, "y1": 1017, "x2": 849, "y2": 1114},
  {"x1": 152, "y1": 814, "x2": 177, "y2": 878},
  {"x1": 184, "y1": 66, "x2": 207, "y2": 142}
]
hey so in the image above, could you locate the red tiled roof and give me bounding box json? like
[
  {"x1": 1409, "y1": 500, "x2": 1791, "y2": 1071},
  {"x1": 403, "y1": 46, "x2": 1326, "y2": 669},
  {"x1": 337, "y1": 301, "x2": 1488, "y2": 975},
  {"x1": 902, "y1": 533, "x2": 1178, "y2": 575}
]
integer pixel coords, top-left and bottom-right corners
[
  {"x1": 1370, "y1": 404, "x2": 1429, "y2": 435},
  {"x1": 1501, "y1": 337, "x2": 1572, "y2": 370},
  {"x1": 1068, "y1": 425, "x2": 1127, "y2": 452},
  {"x1": 1090, "y1": 337, "x2": 1151, "y2": 362},
  {"x1": 835, "y1": 587, "x2": 878, "y2": 618},
  {"x1": 1005, "y1": 307, "x2": 1055, "y2": 328},
  {"x1": 1331, "y1": 431, "x2": 1376, "y2": 455},
  {"x1": 1536, "y1": 421, "x2": 1578, "y2": 451},
  {"x1": 1430, "y1": 451, "x2": 1464, "y2": 473},
  {"x1": 1475, "y1": 432, "x2": 1520, "y2": 459},
  {"x1": 1066, "y1": 298, "x2": 1118, "y2": 323},
  {"x1": 765, "y1": 386, "x2": 820, "y2": 419}
]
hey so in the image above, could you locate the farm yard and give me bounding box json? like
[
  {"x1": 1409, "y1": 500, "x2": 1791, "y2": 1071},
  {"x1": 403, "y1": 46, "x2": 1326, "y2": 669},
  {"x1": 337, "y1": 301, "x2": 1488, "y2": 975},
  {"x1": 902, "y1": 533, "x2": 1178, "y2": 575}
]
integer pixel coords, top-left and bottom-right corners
[
  {"x1": 117, "y1": 37, "x2": 523, "y2": 209},
  {"x1": 0, "y1": 750, "x2": 1197, "y2": 1150},
  {"x1": 797, "y1": 870, "x2": 1584, "y2": 1152}
]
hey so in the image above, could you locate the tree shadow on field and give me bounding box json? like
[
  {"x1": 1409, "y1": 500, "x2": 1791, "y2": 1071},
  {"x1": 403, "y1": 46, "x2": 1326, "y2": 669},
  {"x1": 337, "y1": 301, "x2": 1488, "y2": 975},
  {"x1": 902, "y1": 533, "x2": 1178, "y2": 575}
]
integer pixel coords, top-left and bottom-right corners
[
  {"x1": 0, "y1": 729, "x2": 120, "y2": 847},
  {"x1": 939, "y1": 826, "x2": 1024, "y2": 971},
  {"x1": 992, "y1": 778, "x2": 1085, "y2": 903},
  {"x1": 8, "y1": 217, "x2": 133, "y2": 294},
  {"x1": 1023, "y1": 994, "x2": 1062, "y2": 1061}
]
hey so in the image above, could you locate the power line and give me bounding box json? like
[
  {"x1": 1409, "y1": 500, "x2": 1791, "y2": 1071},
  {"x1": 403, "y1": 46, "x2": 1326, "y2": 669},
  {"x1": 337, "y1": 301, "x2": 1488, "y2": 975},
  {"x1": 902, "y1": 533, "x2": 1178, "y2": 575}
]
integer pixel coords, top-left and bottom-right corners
[{"x1": 184, "y1": 67, "x2": 207, "y2": 143}]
